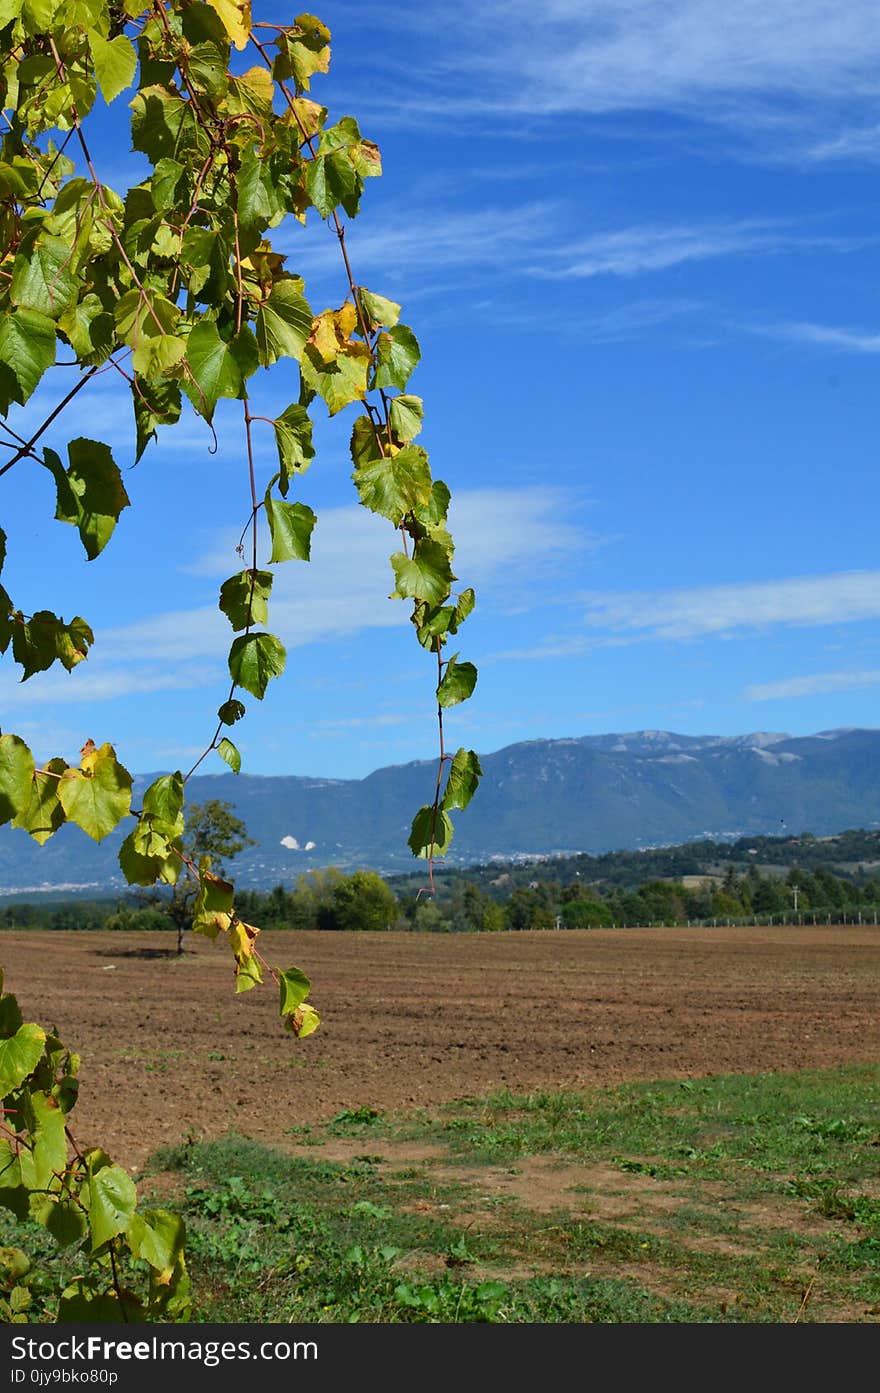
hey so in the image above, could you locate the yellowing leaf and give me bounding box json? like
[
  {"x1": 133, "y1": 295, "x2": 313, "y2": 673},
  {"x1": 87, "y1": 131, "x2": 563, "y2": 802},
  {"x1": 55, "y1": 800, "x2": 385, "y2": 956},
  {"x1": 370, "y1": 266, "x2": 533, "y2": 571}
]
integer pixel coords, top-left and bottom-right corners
[
  {"x1": 206, "y1": 0, "x2": 251, "y2": 49},
  {"x1": 192, "y1": 864, "x2": 234, "y2": 939},
  {"x1": 229, "y1": 920, "x2": 259, "y2": 960},
  {"x1": 286, "y1": 1002, "x2": 320, "y2": 1038},
  {"x1": 58, "y1": 744, "x2": 132, "y2": 842}
]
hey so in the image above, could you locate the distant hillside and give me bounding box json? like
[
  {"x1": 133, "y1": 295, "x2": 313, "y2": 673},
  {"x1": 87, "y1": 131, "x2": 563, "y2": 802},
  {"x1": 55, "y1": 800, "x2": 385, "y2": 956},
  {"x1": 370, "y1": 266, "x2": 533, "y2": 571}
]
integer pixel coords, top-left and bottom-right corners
[
  {"x1": 2, "y1": 727, "x2": 880, "y2": 894},
  {"x1": 388, "y1": 825, "x2": 880, "y2": 901}
]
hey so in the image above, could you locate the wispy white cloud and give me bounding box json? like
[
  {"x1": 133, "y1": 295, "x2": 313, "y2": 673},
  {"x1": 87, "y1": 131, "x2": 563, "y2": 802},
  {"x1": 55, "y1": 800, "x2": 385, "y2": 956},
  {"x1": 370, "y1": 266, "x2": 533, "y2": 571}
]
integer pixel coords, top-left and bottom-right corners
[
  {"x1": 381, "y1": 0, "x2": 880, "y2": 135},
  {"x1": 312, "y1": 712, "x2": 413, "y2": 731},
  {"x1": 757, "y1": 320, "x2": 880, "y2": 353},
  {"x1": 583, "y1": 297, "x2": 705, "y2": 339},
  {"x1": 745, "y1": 669, "x2": 880, "y2": 701},
  {"x1": 490, "y1": 637, "x2": 588, "y2": 662},
  {"x1": 294, "y1": 204, "x2": 856, "y2": 300},
  {"x1": 579, "y1": 570, "x2": 880, "y2": 641},
  {"x1": 288, "y1": 204, "x2": 554, "y2": 282},
  {"x1": 806, "y1": 124, "x2": 880, "y2": 163},
  {"x1": 0, "y1": 666, "x2": 208, "y2": 707},
  {"x1": 530, "y1": 220, "x2": 835, "y2": 279},
  {"x1": 104, "y1": 486, "x2": 591, "y2": 668}
]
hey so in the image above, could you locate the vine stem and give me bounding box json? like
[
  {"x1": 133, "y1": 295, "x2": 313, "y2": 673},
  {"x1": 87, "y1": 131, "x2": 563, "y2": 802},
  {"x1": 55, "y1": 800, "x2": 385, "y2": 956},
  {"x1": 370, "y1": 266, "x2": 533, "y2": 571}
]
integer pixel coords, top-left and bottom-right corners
[
  {"x1": 0, "y1": 366, "x2": 102, "y2": 479},
  {"x1": 247, "y1": 31, "x2": 455, "y2": 884},
  {"x1": 108, "y1": 1243, "x2": 130, "y2": 1323}
]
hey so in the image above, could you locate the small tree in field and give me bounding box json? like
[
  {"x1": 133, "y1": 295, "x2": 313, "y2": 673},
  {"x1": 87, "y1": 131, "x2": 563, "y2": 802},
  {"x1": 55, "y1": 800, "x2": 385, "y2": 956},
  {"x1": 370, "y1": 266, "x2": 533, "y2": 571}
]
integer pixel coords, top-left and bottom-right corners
[
  {"x1": 0, "y1": 2, "x2": 481, "y2": 1320},
  {"x1": 167, "y1": 799, "x2": 254, "y2": 953}
]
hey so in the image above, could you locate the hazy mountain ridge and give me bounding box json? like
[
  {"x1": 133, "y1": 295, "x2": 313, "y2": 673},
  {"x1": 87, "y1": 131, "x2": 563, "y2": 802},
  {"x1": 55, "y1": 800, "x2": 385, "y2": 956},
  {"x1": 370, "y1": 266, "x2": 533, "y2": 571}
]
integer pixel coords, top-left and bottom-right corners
[{"x1": 2, "y1": 727, "x2": 880, "y2": 894}]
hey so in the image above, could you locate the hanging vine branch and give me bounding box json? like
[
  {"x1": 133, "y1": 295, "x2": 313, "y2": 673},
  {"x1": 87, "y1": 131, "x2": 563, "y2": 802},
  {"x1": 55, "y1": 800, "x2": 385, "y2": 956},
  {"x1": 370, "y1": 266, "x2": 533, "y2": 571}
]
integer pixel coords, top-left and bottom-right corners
[
  {"x1": 0, "y1": 5, "x2": 481, "y2": 1004},
  {"x1": 0, "y1": 0, "x2": 484, "y2": 1322}
]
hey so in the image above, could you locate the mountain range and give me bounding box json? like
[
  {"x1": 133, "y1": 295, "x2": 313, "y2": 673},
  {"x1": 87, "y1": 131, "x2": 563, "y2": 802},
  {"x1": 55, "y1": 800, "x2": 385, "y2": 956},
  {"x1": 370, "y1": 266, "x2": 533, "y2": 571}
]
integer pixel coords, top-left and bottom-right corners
[{"x1": 2, "y1": 727, "x2": 880, "y2": 895}]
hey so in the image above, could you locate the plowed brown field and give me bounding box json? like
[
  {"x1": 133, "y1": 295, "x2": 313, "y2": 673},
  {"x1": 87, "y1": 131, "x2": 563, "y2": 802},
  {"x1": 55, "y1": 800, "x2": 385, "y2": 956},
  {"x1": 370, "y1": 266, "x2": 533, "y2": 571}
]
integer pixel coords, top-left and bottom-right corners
[{"x1": 2, "y1": 925, "x2": 878, "y2": 1168}]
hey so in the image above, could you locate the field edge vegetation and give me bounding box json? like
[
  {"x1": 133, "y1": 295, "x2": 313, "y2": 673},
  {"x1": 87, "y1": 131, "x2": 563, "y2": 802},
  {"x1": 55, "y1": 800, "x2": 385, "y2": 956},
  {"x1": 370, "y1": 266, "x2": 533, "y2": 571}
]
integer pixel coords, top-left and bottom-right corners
[{"x1": 4, "y1": 1064, "x2": 877, "y2": 1323}]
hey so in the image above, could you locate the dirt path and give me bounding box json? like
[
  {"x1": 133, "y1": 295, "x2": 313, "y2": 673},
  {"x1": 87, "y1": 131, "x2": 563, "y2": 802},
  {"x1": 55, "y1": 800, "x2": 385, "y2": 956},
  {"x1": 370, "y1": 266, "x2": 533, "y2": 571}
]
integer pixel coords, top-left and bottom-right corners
[{"x1": 2, "y1": 925, "x2": 878, "y2": 1168}]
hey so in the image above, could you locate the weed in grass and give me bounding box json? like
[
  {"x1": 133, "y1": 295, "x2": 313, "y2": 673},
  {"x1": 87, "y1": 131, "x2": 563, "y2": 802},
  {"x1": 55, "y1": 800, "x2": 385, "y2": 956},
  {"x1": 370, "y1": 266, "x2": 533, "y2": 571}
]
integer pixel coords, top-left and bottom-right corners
[{"x1": 331, "y1": 1106, "x2": 382, "y2": 1128}]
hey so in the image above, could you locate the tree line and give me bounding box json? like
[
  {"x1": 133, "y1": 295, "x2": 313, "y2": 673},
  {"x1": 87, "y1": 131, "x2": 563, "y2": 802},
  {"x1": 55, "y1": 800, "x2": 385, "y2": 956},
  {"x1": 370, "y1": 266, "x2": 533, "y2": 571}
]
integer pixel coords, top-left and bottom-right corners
[{"x1": 3, "y1": 860, "x2": 880, "y2": 935}]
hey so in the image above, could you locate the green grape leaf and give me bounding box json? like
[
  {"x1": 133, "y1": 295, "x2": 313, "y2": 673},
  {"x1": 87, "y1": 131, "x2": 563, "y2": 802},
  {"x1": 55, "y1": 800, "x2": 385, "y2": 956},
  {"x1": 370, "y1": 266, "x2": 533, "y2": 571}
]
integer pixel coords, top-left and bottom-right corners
[
  {"x1": 184, "y1": 322, "x2": 259, "y2": 421},
  {"x1": 58, "y1": 743, "x2": 132, "y2": 842},
  {"x1": 88, "y1": 1164, "x2": 136, "y2": 1250},
  {"x1": 0, "y1": 734, "x2": 35, "y2": 825},
  {"x1": 10, "y1": 235, "x2": 78, "y2": 320},
  {"x1": 56, "y1": 1289, "x2": 132, "y2": 1322},
  {"x1": 305, "y1": 117, "x2": 380, "y2": 218},
  {"x1": 11, "y1": 757, "x2": 67, "y2": 845},
  {"x1": 235, "y1": 956, "x2": 262, "y2": 993},
  {"x1": 391, "y1": 539, "x2": 455, "y2": 605},
  {"x1": 265, "y1": 496, "x2": 316, "y2": 563},
  {"x1": 43, "y1": 439, "x2": 130, "y2": 561},
  {"x1": 10, "y1": 612, "x2": 57, "y2": 679},
  {"x1": 414, "y1": 479, "x2": 451, "y2": 531},
  {"x1": 349, "y1": 414, "x2": 381, "y2": 469},
  {"x1": 186, "y1": 39, "x2": 231, "y2": 100},
  {"x1": 278, "y1": 966, "x2": 311, "y2": 1016},
  {"x1": 217, "y1": 737, "x2": 241, "y2": 774},
  {"x1": 389, "y1": 394, "x2": 424, "y2": 441},
  {"x1": 352, "y1": 443, "x2": 432, "y2": 523},
  {"x1": 236, "y1": 144, "x2": 283, "y2": 230},
  {"x1": 88, "y1": 30, "x2": 137, "y2": 103},
  {"x1": 301, "y1": 339, "x2": 370, "y2": 414},
  {"x1": 58, "y1": 292, "x2": 115, "y2": 365},
  {"x1": 357, "y1": 287, "x2": 400, "y2": 330},
  {"x1": 273, "y1": 404, "x2": 314, "y2": 487},
  {"x1": 255, "y1": 281, "x2": 312, "y2": 367},
  {"x1": 150, "y1": 157, "x2": 185, "y2": 212},
  {"x1": 31, "y1": 1091, "x2": 67, "y2": 1188},
  {"x1": 219, "y1": 570, "x2": 273, "y2": 630},
  {"x1": 0, "y1": 309, "x2": 56, "y2": 404},
  {"x1": 141, "y1": 772, "x2": 184, "y2": 835},
  {"x1": 455, "y1": 588, "x2": 475, "y2": 625},
  {"x1": 114, "y1": 288, "x2": 180, "y2": 345},
  {"x1": 44, "y1": 1198, "x2": 87, "y2": 1248},
  {"x1": 412, "y1": 600, "x2": 455, "y2": 649},
  {"x1": 118, "y1": 830, "x2": 177, "y2": 887},
  {"x1": 134, "y1": 812, "x2": 174, "y2": 861},
  {"x1": 407, "y1": 805, "x2": 454, "y2": 860},
  {"x1": 0, "y1": 1023, "x2": 46, "y2": 1097},
  {"x1": 442, "y1": 748, "x2": 482, "y2": 813},
  {"x1": 0, "y1": 989, "x2": 23, "y2": 1040},
  {"x1": 127, "y1": 1208, "x2": 186, "y2": 1283},
  {"x1": 131, "y1": 333, "x2": 186, "y2": 380},
  {"x1": 374, "y1": 324, "x2": 420, "y2": 391},
  {"x1": 133, "y1": 375, "x2": 182, "y2": 462},
  {"x1": 273, "y1": 15, "x2": 330, "y2": 89},
  {"x1": 436, "y1": 653, "x2": 478, "y2": 708},
  {"x1": 8, "y1": 611, "x2": 92, "y2": 676},
  {"x1": 56, "y1": 616, "x2": 94, "y2": 673},
  {"x1": 228, "y1": 632, "x2": 286, "y2": 700}
]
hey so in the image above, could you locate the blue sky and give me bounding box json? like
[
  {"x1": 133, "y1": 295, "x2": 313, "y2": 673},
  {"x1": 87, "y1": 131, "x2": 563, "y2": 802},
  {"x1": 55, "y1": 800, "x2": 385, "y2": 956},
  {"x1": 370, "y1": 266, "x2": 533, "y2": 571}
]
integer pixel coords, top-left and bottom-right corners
[{"x1": 6, "y1": 0, "x2": 880, "y2": 779}]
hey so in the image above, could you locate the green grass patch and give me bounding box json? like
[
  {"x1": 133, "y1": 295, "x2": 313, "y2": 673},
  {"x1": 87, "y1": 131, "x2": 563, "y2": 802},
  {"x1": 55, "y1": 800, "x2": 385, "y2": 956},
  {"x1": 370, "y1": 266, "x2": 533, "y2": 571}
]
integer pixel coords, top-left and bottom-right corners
[{"x1": 2, "y1": 1065, "x2": 878, "y2": 1322}]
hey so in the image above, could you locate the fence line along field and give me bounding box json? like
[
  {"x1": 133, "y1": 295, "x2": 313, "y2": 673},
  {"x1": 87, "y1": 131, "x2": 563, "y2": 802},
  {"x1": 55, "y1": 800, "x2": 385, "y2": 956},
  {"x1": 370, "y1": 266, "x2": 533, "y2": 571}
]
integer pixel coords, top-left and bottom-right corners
[{"x1": 2, "y1": 925, "x2": 879, "y2": 1169}]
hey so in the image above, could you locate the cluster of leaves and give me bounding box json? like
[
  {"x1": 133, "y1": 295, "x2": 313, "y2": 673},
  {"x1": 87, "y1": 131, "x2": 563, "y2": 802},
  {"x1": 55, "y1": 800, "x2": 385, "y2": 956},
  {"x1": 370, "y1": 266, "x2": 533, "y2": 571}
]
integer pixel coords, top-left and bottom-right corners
[
  {"x1": 0, "y1": 0, "x2": 485, "y2": 1322},
  {"x1": 0, "y1": 970, "x2": 189, "y2": 1320},
  {"x1": 1, "y1": 3, "x2": 482, "y2": 1007}
]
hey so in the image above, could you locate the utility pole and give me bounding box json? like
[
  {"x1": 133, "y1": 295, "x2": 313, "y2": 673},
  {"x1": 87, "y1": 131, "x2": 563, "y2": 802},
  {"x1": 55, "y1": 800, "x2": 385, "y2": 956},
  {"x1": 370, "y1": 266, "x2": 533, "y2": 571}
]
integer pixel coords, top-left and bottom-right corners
[{"x1": 792, "y1": 884, "x2": 799, "y2": 914}]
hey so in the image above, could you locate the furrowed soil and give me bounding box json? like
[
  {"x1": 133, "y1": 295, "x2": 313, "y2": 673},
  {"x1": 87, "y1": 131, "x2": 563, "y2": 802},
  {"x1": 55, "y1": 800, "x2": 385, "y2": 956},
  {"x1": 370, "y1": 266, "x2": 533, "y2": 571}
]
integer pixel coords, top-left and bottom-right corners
[{"x1": 2, "y1": 925, "x2": 879, "y2": 1169}]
